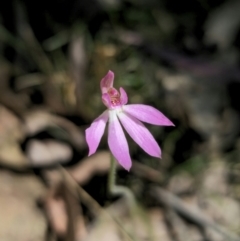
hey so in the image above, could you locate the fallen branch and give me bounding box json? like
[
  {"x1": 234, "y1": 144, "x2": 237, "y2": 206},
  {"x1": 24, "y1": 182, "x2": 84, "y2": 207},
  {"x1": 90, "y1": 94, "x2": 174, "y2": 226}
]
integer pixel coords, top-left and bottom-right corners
[{"x1": 150, "y1": 186, "x2": 240, "y2": 241}]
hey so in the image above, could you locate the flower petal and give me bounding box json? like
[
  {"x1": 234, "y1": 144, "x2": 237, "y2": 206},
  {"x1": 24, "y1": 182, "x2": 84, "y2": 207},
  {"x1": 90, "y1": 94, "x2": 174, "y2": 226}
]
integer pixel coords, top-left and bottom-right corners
[
  {"x1": 85, "y1": 110, "x2": 109, "y2": 156},
  {"x1": 100, "y1": 70, "x2": 114, "y2": 94},
  {"x1": 118, "y1": 112, "x2": 161, "y2": 158},
  {"x1": 123, "y1": 104, "x2": 174, "y2": 126},
  {"x1": 102, "y1": 93, "x2": 111, "y2": 108},
  {"x1": 108, "y1": 111, "x2": 132, "y2": 171},
  {"x1": 120, "y1": 87, "x2": 128, "y2": 105}
]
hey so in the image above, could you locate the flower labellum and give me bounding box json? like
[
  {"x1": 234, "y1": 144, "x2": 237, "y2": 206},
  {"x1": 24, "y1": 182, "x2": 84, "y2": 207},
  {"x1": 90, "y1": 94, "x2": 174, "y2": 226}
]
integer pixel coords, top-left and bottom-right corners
[{"x1": 85, "y1": 71, "x2": 174, "y2": 171}]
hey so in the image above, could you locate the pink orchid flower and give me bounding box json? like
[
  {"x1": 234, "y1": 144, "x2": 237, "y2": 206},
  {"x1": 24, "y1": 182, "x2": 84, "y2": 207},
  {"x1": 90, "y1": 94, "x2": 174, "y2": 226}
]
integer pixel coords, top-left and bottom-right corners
[{"x1": 85, "y1": 71, "x2": 174, "y2": 171}]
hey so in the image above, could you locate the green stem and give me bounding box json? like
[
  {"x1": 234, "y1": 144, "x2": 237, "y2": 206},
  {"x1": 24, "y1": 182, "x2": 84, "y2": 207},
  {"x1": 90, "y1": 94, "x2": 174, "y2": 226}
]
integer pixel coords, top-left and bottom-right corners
[{"x1": 108, "y1": 154, "x2": 136, "y2": 207}]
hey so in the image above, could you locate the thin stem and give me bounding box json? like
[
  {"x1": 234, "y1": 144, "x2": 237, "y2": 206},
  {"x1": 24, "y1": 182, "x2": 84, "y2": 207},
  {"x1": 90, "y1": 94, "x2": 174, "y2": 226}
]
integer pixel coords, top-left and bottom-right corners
[
  {"x1": 108, "y1": 154, "x2": 136, "y2": 208},
  {"x1": 108, "y1": 152, "x2": 117, "y2": 194}
]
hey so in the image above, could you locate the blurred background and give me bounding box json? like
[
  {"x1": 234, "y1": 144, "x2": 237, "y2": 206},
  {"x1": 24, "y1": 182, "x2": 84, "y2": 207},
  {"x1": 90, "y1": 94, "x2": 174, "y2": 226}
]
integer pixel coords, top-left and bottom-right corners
[{"x1": 0, "y1": 0, "x2": 240, "y2": 240}]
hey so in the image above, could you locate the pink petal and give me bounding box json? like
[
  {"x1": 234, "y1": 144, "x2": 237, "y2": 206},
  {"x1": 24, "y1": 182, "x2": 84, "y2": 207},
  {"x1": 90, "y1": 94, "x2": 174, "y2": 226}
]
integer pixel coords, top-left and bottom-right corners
[
  {"x1": 102, "y1": 93, "x2": 111, "y2": 108},
  {"x1": 123, "y1": 104, "x2": 174, "y2": 126},
  {"x1": 85, "y1": 110, "x2": 109, "y2": 156},
  {"x1": 118, "y1": 112, "x2": 161, "y2": 158},
  {"x1": 108, "y1": 111, "x2": 132, "y2": 171},
  {"x1": 100, "y1": 70, "x2": 114, "y2": 94},
  {"x1": 120, "y1": 87, "x2": 128, "y2": 105}
]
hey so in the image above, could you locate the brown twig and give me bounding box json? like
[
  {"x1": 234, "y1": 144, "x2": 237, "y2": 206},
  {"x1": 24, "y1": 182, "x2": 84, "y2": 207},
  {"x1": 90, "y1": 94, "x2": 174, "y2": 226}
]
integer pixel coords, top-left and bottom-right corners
[
  {"x1": 150, "y1": 186, "x2": 240, "y2": 241},
  {"x1": 131, "y1": 161, "x2": 164, "y2": 183},
  {"x1": 59, "y1": 165, "x2": 135, "y2": 241}
]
